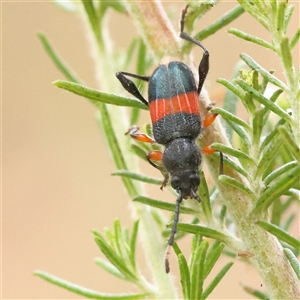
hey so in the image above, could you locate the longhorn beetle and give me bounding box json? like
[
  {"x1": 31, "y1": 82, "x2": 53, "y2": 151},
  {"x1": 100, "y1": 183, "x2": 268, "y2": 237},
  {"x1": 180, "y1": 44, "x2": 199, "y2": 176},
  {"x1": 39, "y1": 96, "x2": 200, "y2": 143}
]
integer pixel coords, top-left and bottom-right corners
[{"x1": 116, "y1": 6, "x2": 223, "y2": 273}]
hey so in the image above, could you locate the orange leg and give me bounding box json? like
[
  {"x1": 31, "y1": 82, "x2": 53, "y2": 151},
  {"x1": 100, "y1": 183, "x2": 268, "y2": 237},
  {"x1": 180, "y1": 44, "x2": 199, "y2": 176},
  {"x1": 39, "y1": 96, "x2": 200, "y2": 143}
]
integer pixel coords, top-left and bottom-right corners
[
  {"x1": 202, "y1": 144, "x2": 216, "y2": 155},
  {"x1": 202, "y1": 113, "x2": 223, "y2": 174},
  {"x1": 126, "y1": 126, "x2": 170, "y2": 189},
  {"x1": 203, "y1": 145, "x2": 224, "y2": 174},
  {"x1": 147, "y1": 150, "x2": 163, "y2": 161},
  {"x1": 203, "y1": 113, "x2": 218, "y2": 128},
  {"x1": 147, "y1": 150, "x2": 169, "y2": 190},
  {"x1": 125, "y1": 126, "x2": 155, "y2": 143}
]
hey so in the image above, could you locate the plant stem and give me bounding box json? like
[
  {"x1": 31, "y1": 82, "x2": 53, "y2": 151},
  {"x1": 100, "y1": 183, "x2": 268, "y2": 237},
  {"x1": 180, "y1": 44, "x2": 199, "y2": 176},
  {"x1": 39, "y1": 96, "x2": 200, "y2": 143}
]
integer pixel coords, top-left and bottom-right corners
[
  {"x1": 124, "y1": 1, "x2": 300, "y2": 298},
  {"x1": 81, "y1": 1, "x2": 300, "y2": 298},
  {"x1": 199, "y1": 94, "x2": 300, "y2": 299},
  {"x1": 79, "y1": 1, "x2": 177, "y2": 298},
  {"x1": 124, "y1": 0, "x2": 179, "y2": 60}
]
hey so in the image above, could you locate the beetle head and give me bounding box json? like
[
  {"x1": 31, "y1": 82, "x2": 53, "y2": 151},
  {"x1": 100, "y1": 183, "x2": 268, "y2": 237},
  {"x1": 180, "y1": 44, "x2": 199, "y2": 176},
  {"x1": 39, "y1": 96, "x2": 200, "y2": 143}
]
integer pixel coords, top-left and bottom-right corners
[{"x1": 170, "y1": 170, "x2": 200, "y2": 201}]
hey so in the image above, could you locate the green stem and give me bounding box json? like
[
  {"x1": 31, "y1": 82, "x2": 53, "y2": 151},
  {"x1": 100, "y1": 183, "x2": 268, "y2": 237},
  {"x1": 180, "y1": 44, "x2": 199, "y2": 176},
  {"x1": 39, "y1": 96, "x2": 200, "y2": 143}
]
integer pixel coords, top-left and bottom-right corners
[
  {"x1": 81, "y1": 1, "x2": 299, "y2": 299},
  {"x1": 262, "y1": 3, "x2": 300, "y2": 145},
  {"x1": 80, "y1": 1, "x2": 177, "y2": 298},
  {"x1": 195, "y1": 5, "x2": 245, "y2": 41},
  {"x1": 233, "y1": 2, "x2": 300, "y2": 298},
  {"x1": 123, "y1": 0, "x2": 179, "y2": 60}
]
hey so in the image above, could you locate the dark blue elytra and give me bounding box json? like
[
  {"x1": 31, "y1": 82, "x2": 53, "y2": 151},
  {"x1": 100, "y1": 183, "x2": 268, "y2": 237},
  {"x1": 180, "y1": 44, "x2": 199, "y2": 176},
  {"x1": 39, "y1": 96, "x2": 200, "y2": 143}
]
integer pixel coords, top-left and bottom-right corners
[{"x1": 148, "y1": 62, "x2": 197, "y2": 101}]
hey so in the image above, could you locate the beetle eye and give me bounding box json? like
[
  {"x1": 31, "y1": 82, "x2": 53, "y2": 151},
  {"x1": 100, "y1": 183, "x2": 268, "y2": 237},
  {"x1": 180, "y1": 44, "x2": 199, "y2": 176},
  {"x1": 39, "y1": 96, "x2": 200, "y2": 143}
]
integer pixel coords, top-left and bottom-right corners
[{"x1": 171, "y1": 176, "x2": 180, "y2": 189}]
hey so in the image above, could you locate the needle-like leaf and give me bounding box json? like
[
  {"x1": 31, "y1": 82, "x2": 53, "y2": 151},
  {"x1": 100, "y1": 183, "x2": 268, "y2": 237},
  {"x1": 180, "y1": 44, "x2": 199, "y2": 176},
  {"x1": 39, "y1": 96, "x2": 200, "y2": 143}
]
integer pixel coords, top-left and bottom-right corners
[
  {"x1": 54, "y1": 80, "x2": 148, "y2": 110},
  {"x1": 34, "y1": 271, "x2": 147, "y2": 299}
]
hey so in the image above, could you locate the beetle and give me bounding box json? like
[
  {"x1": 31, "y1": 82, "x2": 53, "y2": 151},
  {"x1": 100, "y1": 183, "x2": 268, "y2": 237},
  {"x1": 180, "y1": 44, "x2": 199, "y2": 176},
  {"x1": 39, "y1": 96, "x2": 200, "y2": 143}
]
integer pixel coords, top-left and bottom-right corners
[{"x1": 116, "y1": 6, "x2": 222, "y2": 273}]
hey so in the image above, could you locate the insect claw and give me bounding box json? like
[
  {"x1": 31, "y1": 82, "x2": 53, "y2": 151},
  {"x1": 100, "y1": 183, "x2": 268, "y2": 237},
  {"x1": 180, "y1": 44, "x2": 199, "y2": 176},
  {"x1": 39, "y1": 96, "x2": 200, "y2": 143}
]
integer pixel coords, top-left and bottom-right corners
[{"x1": 191, "y1": 189, "x2": 201, "y2": 202}]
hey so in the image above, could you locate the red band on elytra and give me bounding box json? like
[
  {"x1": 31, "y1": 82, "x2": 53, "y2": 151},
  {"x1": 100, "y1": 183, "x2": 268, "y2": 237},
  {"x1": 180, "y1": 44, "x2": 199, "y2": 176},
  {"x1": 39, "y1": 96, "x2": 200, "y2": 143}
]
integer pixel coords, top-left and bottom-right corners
[{"x1": 149, "y1": 91, "x2": 199, "y2": 124}]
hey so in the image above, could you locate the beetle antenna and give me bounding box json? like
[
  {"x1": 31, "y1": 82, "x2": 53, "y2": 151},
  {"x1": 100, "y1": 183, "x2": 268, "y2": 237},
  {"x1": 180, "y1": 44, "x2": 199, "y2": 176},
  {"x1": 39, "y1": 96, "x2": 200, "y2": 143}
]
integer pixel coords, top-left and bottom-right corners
[{"x1": 165, "y1": 191, "x2": 183, "y2": 273}]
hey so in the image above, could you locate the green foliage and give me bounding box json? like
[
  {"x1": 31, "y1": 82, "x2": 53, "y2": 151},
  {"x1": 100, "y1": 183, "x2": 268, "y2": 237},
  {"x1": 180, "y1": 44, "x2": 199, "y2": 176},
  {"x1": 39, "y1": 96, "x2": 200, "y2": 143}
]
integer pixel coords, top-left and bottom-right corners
[
  {"x1": 34, "y1": 270, "x2": 148, "y2": 299},
  {"x1": 36, "y1": 0, "x2": 299, "y2": 299},
  {"x1": 53, "y1": 80, "x2": 147, "y2": 110}
]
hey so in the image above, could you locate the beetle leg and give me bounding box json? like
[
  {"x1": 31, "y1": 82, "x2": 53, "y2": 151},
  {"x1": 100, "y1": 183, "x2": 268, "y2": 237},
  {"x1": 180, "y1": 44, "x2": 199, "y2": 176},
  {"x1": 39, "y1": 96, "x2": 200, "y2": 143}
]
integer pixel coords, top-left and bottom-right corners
[
  {"x1": 147, "y1": 150, "x2": 163, "y2": 161},
  {"x1": 203, "y1": 113, "x2": 218, "y2": 128},
  {"x1": 126, "y1": 126, "x2": 155, "y2": 143},
  {"x1": 179, "y1": 5, "x2": 209, "y2": 95},
  {"x1": 203, "y1": 145, "x2": 224, "y2": 175},
  {"x1": 116, "y1": 71, "x2": 149, "y2": 106},
  {"x1": 147, "y1": 151, "x2": 169, "y2": 189},
  {"x1": 126, "y1": 127, "x2": 169, "y2": 188}
]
